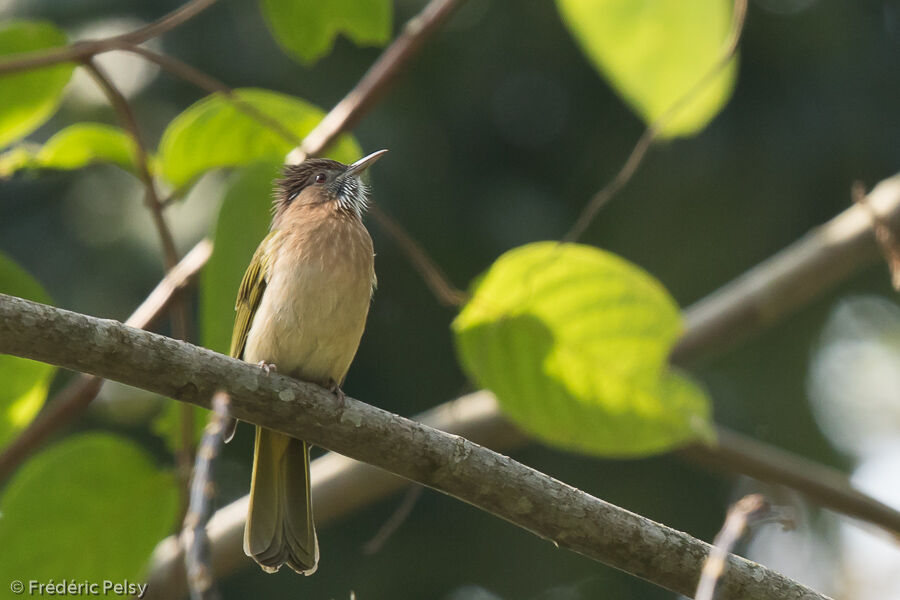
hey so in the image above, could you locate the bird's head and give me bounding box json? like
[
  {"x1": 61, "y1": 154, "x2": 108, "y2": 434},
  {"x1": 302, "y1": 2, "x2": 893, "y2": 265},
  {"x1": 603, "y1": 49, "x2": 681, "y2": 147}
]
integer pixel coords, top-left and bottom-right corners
[{"x1": 274, "y1": 149, "x2": 388, "y2": 223}]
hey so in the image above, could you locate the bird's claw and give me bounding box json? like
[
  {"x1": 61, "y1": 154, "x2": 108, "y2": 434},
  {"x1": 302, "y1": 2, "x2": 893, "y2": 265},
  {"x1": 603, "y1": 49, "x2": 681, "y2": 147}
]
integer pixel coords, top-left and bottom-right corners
[
  {"x1": 328, "y1": 380, "x2": 346, "y2": 409},
  {"x1": 257, "y1": 361, "x2": 277, "y2": 375}
]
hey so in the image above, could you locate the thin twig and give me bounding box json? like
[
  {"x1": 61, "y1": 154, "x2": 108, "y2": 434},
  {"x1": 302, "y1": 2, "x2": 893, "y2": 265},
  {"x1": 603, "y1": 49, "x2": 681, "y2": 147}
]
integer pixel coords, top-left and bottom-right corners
[
  {"x1": 564, "y1": 0, "x2": 749, "y2": 242},
  {"x1": 362, "y1": 484, "x2": 424, "y2": 555},
  {"x1": 120, "y1": 44, "x2": 300, "y2": 147},
  {"x1": 0, "y1": 294, "x2": 832, "y2": 600},
  {"x1": 369, "y1": 204, "x2": 466, "y2": 306},
  {"x1": 182, "y1": 391, "x2": 229, "y2": 600},
  {"x1": 695, "y1": 494, "x2": 781, "y2": 600},
  {"x1": 82, "y1": 58, "x2": 195, "y2": 510},
  {"x1": 0, "y1": 0, "x2": 218, "y2": 75},
  {"x1": 851, "y1": 181, "x2": 900, "y2": 290},
  {"x1": 0, "y1": 239, "x2": 212, "y2": 482},
  {"x1": 81, "y1": 60, "x2": 179, "y2": 267}
]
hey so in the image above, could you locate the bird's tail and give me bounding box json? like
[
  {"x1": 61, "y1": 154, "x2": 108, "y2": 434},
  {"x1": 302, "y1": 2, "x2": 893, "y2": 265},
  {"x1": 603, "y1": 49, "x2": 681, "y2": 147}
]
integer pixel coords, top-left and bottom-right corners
[{"x1": 244, "y1": 427, "x2": 319, "y2": 574}]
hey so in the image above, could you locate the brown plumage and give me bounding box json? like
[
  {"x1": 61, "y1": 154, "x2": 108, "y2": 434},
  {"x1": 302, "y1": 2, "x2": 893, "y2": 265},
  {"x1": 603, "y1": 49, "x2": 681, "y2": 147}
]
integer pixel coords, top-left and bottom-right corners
[{"x1": 229, "y1": 151, "x2": 386, "y2": 574}]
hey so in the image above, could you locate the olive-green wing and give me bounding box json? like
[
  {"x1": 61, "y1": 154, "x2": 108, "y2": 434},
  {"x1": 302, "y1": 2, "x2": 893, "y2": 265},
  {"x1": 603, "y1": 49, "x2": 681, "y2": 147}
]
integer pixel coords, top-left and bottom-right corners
[{"x1": 229, "y1": 231, "x2": 279, "y2": 360}]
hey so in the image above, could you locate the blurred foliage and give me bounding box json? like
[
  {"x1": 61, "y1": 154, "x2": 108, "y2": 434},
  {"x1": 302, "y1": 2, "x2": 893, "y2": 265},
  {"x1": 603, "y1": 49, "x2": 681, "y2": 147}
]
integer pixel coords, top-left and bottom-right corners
[
  {"x1": 0, "y1": 21, "x2": 74, "y2": 148},
  {"x1": 0, "y1": 252, "x2": 55, "y2": 448},
  {"x1": 260, "y1": 0, "x2": 393, "y2": 64},
  {"x1": 556, "y1": 0, "x2": 736, "y2": 137},
  {"x1": 0, "y1": 123, "x2": 138, "y2": 176},
  {"x1": 454, "y1": 242, "x2": 712, "y2": 456},
  {"x1": 0, "y1": 433, "x2": 178, "y2": 584}
]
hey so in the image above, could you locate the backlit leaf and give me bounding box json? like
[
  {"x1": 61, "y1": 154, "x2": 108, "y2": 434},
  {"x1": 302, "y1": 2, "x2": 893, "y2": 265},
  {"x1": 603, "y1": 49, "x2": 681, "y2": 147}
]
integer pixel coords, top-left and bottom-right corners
[
  {"x1": 0, "y1": 253, "x2": 55, "y2": 448},
  {"x1": 0, "y1": 433, "x2": 178, "y2": 582},
  {"x1": 453, "y1": 242, "x2": 713, "y2": 456},
  {"x1": 0, "y1": 21, "x2": 75, "y2": 148},
  {"x1": 260, "y1": 0, "x2": 392, "y2": 64},
  {"x1": 556, "y1": 0, "x2": 736, "y2": 137},
  {"x1": 0, "y1": 123, "x2": 138, "y2": 176}
]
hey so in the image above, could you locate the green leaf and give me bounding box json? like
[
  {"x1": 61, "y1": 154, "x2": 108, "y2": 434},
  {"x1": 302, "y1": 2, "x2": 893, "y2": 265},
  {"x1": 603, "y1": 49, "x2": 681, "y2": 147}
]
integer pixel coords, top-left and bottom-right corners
[
  {"x1": 453, "y1": 242, "x2": 713, "y2": 456},
  {"x1": 0, "y1": 253, "x2": 55, "y2": 448},
  {"x1": 556, "y1": 0, "x2": 736, "y2": 137},
  {"x1": 0, "y1": 21, "x2": 75, "y2": 149},
  {"x1": 0, "y1": 433, "x2": 178, "y2": 583},
  {"x1": 158, "y1": 88, "x2": 362, "y2": 189},
  {"x1": 260, "y1": 0, "x2": 392, "y2": 64},
  {"x1": 0, "y1": 123, "x2": 139, "y2": 177}
]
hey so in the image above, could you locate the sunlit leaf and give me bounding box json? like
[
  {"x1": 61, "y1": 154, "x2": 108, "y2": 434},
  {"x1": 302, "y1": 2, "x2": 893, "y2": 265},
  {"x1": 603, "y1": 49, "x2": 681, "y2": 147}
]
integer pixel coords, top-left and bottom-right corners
[
  {"x1": 556, "y1": 0, "x2": 736, "y2": 137},
  {"x1": 0, "y1": 21, "x2": 75, "y2": 149},
  {"x1": 0, "y1": 123, "x2": 138, "y2": 177},
  {"x1": 0, "y1": 253, "x2": 55, "y2": 448},
  {"x1": 453, "y1": 242, "x2": 713, "y2": 456},
  {"x1": 260, "y1": 0, "x2": 392, "y2": 64},
  {"x1": 158, "y1": 88, "x2": 361, "y2": 189},
  {"x1": 0, "y1": 433, "x2": 178, "y2": 582}
]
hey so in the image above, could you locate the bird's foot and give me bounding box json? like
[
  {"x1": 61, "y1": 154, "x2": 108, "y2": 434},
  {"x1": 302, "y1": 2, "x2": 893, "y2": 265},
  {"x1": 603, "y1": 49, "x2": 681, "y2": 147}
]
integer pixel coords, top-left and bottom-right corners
[
  {"x1": 327, "y1": 380, "x2": 346, "y2": 409},
  {"x1": 257, "y1": 361, "x2": 277, "y2": 375}
]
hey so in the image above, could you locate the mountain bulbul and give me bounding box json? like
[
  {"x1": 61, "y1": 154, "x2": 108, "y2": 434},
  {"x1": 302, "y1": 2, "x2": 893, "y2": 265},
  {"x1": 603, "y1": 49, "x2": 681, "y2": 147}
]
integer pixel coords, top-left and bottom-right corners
[{"x1": 228, "y1": 149, "x2": 386, "y2": 573}]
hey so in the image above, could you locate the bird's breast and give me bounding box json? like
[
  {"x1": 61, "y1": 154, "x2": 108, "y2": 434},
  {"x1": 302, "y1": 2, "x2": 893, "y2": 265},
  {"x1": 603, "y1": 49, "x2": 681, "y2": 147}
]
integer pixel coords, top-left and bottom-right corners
[{"x1": 243, "y1": 216, "x2": 375, "y2": 386}]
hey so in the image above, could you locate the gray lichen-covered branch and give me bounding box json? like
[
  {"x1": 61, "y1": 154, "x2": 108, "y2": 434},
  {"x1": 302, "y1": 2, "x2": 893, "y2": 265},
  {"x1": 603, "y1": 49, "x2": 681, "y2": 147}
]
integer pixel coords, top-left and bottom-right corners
[{"x1": 0, "y1": 293, "x2": 828, "y2": 600}]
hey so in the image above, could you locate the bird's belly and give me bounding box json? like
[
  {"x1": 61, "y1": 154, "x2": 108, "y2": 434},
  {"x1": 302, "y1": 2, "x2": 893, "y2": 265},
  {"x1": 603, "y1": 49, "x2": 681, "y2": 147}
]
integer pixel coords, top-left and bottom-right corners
[{"x1": 243, "y1": 255, "x2": 372, "y2": 386}]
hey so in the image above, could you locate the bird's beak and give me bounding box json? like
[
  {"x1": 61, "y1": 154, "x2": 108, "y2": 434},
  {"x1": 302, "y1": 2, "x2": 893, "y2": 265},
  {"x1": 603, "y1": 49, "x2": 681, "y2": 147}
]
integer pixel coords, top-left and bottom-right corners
[{"x1": 345, "y1": 149, "x2": 389, "y2": 177}]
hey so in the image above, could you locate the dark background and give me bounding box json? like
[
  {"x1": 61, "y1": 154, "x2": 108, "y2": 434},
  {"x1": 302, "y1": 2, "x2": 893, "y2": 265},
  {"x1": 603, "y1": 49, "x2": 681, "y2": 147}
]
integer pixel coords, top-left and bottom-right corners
[{"x1": 2, "y1": 0, "x2": 899, "y2": 598}]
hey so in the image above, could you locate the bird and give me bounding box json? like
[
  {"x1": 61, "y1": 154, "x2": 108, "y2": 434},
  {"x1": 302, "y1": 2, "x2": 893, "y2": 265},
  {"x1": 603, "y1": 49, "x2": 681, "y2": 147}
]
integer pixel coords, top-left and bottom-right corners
[{"x1": 226, "y1": 149, "x2": 387, "y2": 574}]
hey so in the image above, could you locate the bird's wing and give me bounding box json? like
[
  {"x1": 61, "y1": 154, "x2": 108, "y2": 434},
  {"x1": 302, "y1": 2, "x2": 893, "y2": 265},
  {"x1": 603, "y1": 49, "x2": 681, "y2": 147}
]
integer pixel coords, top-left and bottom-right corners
[{"x1": 229, "y1": 230, "x2": 280, "y2": 360}]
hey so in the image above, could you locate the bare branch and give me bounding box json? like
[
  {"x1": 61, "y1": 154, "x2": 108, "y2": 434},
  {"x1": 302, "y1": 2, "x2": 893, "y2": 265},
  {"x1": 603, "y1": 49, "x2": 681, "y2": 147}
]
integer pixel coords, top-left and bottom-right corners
[
  {"x1": 564, "y1": 0, "x2": 749, "y2": 242},
  {"x1": 0, "y1": 293, "x2": 830, "y2": 600},
  {"x1": 672, "y1": 174, "x2": 900, "y2": 363},
  {"x1": 182, "y1": 392, "x2": 229, "y2": 600},
  {"x1": 0, "y1": 0, "x2": 218, "y2": 75}
]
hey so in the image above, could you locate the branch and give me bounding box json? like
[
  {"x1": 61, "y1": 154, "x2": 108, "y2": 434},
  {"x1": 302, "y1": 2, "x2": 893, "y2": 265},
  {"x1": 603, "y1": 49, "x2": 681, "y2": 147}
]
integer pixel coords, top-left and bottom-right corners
[
  {"x1": 672, "y1": 173, "x2": 900, "y2": 362},
  {"x1": 0, "y1": 294, "x2": 830, "y2": 600},
  {"x1": 0, "y1": 0, "x2": 218, "y2": 75}
]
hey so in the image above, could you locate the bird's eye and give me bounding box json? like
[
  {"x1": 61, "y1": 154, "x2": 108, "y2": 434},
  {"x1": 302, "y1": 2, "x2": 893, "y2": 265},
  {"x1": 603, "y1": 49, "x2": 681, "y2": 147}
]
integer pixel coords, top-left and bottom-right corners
[{"x1": 315, "y1": 173, "x2": 327, "y2": 184}]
